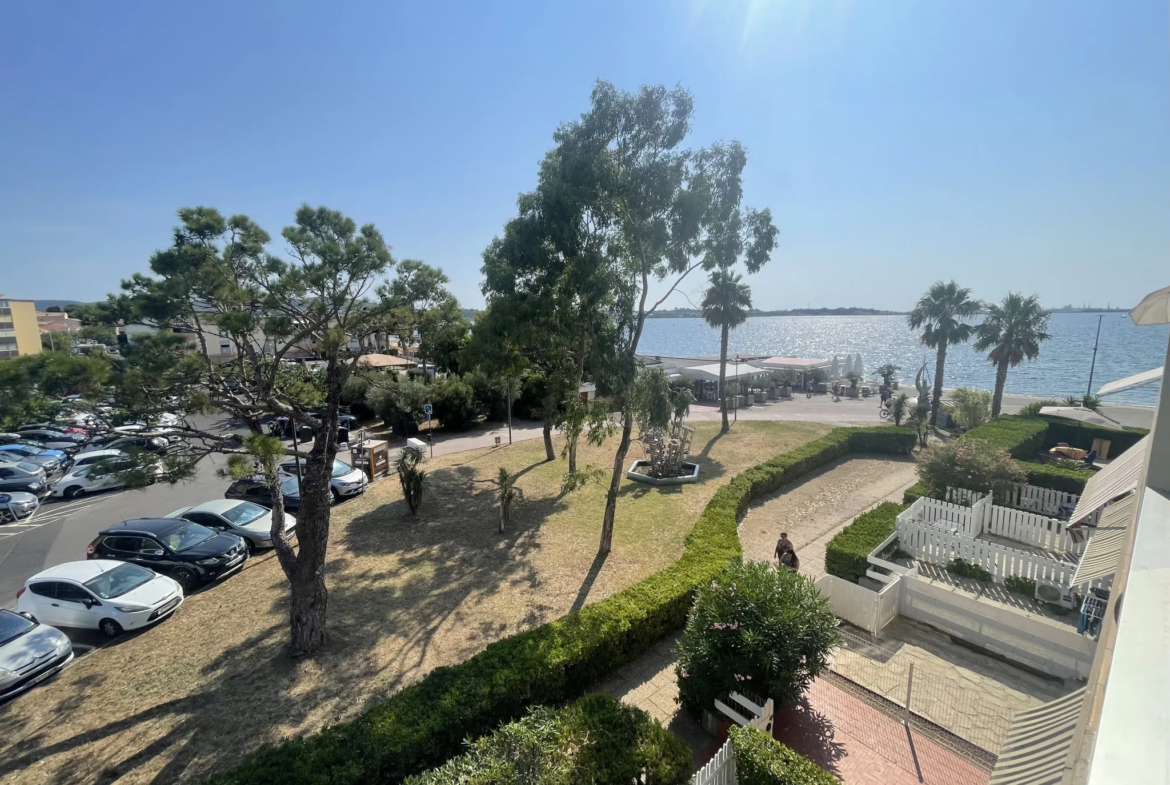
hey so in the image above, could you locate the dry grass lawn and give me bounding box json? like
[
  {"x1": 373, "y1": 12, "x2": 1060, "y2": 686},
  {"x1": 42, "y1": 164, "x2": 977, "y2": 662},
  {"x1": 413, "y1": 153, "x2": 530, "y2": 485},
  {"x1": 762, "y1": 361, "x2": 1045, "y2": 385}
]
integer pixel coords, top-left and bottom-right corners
[{"x1": 0, "y1": 420, "x2": 828, "y2": 785}]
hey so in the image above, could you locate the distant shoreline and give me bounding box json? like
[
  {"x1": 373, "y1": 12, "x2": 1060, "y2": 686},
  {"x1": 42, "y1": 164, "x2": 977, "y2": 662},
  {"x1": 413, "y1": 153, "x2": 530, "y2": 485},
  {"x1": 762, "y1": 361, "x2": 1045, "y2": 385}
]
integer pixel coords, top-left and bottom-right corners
[{"x1": 648, "y1": 307, "x2": 906, "y2": 319}]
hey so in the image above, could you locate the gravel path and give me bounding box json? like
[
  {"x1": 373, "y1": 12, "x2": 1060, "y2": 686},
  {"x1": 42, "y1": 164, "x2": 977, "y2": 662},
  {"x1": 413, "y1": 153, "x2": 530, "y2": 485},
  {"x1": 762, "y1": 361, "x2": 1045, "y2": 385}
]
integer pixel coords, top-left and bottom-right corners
[{"x1": 739, "y1": 456, "x2": 919, "y2": 578}]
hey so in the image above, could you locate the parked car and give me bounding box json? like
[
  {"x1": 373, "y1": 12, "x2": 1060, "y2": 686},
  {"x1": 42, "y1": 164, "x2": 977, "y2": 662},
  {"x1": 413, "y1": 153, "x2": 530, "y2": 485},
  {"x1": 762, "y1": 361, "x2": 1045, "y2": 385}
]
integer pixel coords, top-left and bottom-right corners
[
  {"x1": 0, "y1": 446, "x2": 63, "y2": 474},
  {"x1": 15, "y1": 431, "x2": 85, "y2": 454},
  {"x1": 17, "y1": 560, "x2": 183, "y2": 638},
  {"x1": 0, "y1": 609, "x2": 73, "y2": 701},
  {"x1": 0, "y1": 492, "x2": 40, "y2": 524},
  {"x1": 278, "y1": 458, "x2": 366, "y2": 501},
  {"x1": 166, "y1": 500, "x2": 296, "y2": 552},
  {"x1": 81, "y1": 435, "x2": 168, "y2": 455},
  {"x1": 68, "y1": 449, "x2": 129, "y2": 470},
  {"x1": 88, "y1": 519, "x2": 248, "y2": 590},
  {"x1": 0, "y1": 464, "x2": 50, "y2": 498},
  {"x1": 225, "y1": 475, "x2": 303, "y2": 512},
  {"x1": 50, "y1": 458, "x2": 162, "y2": 499}
]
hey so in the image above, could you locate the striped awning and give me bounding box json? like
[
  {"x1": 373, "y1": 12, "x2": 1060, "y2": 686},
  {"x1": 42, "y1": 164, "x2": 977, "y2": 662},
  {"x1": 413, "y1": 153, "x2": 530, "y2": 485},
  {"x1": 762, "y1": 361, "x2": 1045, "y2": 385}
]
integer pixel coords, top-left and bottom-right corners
[
  {"x1": 1069, "y1": 436, "x2": 1149, "y2": 524},
  {"x1": 988, "y1": 687, "x2": 1086, "y2": 785},
  {"x1": 1071, "y1": 494, "x2": 1137, "y2": 586}
]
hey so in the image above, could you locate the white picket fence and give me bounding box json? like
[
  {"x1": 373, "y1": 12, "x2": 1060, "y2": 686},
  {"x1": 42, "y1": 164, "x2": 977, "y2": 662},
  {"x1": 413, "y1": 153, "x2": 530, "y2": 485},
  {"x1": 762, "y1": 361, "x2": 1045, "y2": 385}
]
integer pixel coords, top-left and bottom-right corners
[
  {"x1": 910, "y1": 496, "x2": 1087, "y2": 556},
  {"x1": 897, "y1": 518, "x2": 1085, "y2": 588},
  {"x1": 947, "y1": 483, "x2": 1085, "y2": 519},
  {"x1": 692, "y1": 738, "x2": 736, "y2": 785}
]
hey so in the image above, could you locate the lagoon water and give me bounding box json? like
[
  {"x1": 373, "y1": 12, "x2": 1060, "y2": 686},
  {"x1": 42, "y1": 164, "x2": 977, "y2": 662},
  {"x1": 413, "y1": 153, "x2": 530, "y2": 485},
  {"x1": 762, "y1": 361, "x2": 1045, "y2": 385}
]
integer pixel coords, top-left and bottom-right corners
[{"x1": 638, "y1": 312, "x2": 1167, "y2": 406}]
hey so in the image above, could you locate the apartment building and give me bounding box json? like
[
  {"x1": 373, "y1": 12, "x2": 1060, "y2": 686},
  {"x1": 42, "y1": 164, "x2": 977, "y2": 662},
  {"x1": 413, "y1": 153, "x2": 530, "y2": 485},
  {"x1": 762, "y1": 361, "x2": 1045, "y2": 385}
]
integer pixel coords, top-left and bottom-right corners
[{"x1": 0, "y1": 296, "x2": 42, "y2": 359}]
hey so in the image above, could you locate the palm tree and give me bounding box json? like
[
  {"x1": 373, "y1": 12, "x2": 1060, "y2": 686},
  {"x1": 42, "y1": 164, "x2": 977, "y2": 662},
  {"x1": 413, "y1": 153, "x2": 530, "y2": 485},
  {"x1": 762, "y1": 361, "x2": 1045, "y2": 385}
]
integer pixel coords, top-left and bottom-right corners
[
  {"x1": 974, "y1": 293, "x2": 1050, "y2": 417},
  {"x1": 907, "y1": 281, "x2": 982, "y2": 424},
  {"x1": 701, "y1": 270, "x2": 752, "y2": 433}
]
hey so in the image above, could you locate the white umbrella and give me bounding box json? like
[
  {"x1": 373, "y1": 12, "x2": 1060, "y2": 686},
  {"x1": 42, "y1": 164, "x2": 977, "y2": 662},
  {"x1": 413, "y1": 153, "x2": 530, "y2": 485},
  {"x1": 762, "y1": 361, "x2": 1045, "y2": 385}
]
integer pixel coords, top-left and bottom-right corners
[
  {"x1": 1039, "y1": 406, "x2": 1123, "y2": 428},
  {"x1": 854, "y1": 353, "x2": 864, "y2": 379},
  {"x1": 1098, "y1": 367, "x2": 1162, "y2": 396},
  {"x1": 1131, "y1": 285, "x2": 1170, "y2": 326},
  {"x1": 830, "y1": 356, "x2": 840, "y2": 378},
  {"x1": 843, "y1": 355, "x2": 853, "y2": 375}
]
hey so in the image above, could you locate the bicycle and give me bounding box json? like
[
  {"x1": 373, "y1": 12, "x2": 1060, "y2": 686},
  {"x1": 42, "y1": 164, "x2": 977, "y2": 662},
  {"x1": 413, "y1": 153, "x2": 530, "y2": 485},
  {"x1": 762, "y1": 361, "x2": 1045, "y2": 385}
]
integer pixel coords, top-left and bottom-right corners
[{"x1": 879, "y1": 400, "x2": 892, "y2": 420}]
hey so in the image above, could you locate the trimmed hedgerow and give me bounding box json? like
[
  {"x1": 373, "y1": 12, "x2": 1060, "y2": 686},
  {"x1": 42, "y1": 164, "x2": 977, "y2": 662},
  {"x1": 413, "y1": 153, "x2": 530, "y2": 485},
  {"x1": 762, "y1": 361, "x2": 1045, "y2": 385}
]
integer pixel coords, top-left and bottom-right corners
[
  {"x1": 824, "y1": 502, "x2": 908, "y2": 584},
  {"x1": 961, "y1": 416, "x2": 1048, "y2": 460},
  {"x1": 903, "y1": 482, "x2": 930, "y2": 504},
  {"x1": 729, "y1": 725, "x2": 838, "y2": 785},
  {"x1": 209, "y1": 426, "x2": 914, "y2": 785},
  {"x1": 1023, "y1": 462, "x2": 1093, "y2": 494}
]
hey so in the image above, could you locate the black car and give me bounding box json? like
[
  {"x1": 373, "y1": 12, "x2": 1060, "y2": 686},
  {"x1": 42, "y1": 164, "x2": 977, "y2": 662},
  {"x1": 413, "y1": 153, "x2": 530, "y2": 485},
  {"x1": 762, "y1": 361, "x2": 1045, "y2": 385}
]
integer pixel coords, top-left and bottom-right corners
[
  {"x1": 18, "y1": 431, "x2": 85, "y2": 454},
  {"x1": 87, "y1": 519, "x2": 248, "y2": 591},
  {"x1": 84, "y1": 435, "x2": 168, "y2": 454},
  {"x1": 0, "y1": 464, "x2": 50, "y2": 497},
  {"x1": 225, "y1": 475, "x2": 302, "y2": 512}
]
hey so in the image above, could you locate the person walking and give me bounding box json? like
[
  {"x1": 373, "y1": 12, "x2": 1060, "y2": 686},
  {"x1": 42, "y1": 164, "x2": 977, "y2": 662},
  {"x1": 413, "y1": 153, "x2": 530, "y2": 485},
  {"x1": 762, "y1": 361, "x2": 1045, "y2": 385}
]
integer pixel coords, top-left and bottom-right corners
[
  {"x1": 774, "y1": 532, "x2": 793, "y2": 564},
  {"x1": 780, "y1": 549, "x2": 800, "y2": 572}
]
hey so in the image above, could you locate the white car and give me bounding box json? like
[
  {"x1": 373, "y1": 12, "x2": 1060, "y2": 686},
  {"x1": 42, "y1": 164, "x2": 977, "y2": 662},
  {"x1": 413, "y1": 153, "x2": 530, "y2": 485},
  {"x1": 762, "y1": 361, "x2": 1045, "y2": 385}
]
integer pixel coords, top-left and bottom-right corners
[
  {"x1": 17, "y1": 560, "x2": 183, "y2": 638},
  {"x1": 0, "y1": 609, "x2": 73, "y2": 701},
  {"x1": 50, "y1": 458, "x2": 162, "y2": 499},
  {"x1": 278, "y1": 458, "x2": 367, "y2": 501},
  {"x1": 68, "y1": 449, "x2": 129, "y2": 471},
  {"x1": 166, "y1": 500, "x2": 296, "y2": 552}
]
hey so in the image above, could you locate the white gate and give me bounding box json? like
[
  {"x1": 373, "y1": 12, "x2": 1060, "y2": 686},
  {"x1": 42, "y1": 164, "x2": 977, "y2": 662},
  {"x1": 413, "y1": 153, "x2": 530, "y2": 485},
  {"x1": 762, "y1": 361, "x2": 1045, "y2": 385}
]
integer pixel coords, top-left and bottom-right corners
[{"x1": 692, "y1": 738, "x2": 736, "y2": 785}]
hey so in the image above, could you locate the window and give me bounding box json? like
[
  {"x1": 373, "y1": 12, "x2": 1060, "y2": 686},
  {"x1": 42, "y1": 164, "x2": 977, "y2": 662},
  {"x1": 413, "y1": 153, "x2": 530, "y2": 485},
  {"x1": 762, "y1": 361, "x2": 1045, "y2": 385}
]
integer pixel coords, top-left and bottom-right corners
[
  {"x1": 27, "y1": 582, "x2": 57, "y2": 598},
  {"x1": 55, "y1": 583, "x2": 94, "y2": 603},
  {"x1": 0, "y1": 469, "x2": 11, "y2": 479},
  {"x1": 0, "y1": 609, "x2": 34, "y2": 646},
  {"x1": 104, "y1": 536, "x2": 145, "y2": 552},
  {"x1": 158, "y1": 522, "x2": 215, "y2": 552},
  {"x1": 222, "y1": 503, "x2": 267, "y2": 525},
  {"x1": 84, "y1": 563, "x2": 155, "y2": 599},
  {"x1": 220, "y1": 341, "x2": 232, "y2": 355},
  {"x1": 186, "y1": 512, "x2": 226, "y2": 530}
]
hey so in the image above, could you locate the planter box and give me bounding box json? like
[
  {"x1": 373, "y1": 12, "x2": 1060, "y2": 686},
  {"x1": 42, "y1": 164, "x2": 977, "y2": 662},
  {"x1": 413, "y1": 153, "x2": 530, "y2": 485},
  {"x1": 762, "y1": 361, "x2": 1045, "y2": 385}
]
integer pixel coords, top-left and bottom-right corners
[
  {"x1": 626, "y1": 460, "x2": 700, "y2": 486},
  {"x1": 766, "y1": 388, "x2": 779, "y2": 401},
  {"x1": 754, "y1": 391, "x2": 766, "y2": 404}
]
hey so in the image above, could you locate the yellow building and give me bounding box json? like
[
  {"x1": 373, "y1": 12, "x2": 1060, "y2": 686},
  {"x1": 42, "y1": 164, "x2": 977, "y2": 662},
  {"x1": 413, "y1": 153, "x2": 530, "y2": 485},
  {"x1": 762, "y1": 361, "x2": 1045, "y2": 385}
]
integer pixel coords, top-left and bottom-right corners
[{"x1": 0, "y1": 297, "x2": 41, "y2": 359}]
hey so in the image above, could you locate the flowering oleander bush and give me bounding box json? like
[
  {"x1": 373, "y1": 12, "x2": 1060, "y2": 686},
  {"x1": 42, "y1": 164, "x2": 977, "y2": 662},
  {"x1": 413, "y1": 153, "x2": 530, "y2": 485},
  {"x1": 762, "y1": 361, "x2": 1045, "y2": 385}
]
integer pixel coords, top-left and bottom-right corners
[
  {"x1": 675, "y1": 561, "x2": 840, "y2": 717},
  {"x1": 917, "y1": 438, "x2": 1025, "y2": 499}
]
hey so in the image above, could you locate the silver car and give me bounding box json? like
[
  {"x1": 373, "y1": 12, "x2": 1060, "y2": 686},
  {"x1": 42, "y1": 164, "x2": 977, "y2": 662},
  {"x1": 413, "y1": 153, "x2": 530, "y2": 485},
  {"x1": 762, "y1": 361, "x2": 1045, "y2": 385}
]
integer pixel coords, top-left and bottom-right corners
[
  {"x1": 278, "y1": 458, "x2": 366, "y2": 501},
  {"x1": 0, "y1": 492, "x2": 40, "y2": 524},
  {"x1": 166, "y1": 499, "x2": 296, "y2": 552},
  {"x1": 0, "y1": 609, "x2": 73, "y2": 701}
]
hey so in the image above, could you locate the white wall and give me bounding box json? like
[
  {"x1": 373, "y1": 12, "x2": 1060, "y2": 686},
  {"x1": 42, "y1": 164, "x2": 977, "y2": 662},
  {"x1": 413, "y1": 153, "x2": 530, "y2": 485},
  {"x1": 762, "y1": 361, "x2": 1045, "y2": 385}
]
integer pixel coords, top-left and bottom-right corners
[{"x1": 899, "y1": 577, "x2": 1097, "y2": 680}]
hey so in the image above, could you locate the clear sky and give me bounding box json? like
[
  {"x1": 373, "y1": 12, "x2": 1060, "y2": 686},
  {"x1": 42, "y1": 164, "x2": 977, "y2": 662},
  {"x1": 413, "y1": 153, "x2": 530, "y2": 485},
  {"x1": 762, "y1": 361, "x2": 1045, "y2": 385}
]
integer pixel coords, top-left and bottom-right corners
[{"x1": 2, "y1": 0, "x2": 1167, "y2": 312}]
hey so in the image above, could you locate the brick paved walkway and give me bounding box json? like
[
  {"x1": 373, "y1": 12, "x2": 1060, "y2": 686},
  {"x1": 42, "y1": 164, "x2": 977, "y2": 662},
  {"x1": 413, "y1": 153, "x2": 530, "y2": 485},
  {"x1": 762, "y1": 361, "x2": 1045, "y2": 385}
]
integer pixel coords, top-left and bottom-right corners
[{"x1": 774, "y1": 679, "x2": 990, "y2": 785}]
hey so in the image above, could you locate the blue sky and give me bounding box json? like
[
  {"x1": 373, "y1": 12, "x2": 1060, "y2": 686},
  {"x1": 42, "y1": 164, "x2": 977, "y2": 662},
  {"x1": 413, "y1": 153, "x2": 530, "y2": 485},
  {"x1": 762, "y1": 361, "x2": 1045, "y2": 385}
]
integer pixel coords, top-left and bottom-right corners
[{"x1": 2, "y1": 0, "x2": 1167, "y2": 311}]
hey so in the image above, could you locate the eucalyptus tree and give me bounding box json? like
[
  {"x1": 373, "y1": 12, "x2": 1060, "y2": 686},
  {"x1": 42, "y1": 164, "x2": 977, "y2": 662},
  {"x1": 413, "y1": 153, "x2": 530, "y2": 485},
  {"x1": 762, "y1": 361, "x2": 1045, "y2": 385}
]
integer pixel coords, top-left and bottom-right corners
[
  {"x1": 973, "y1": 293, "x2": 1050, "y2": 417},
  {"x1": 907, "y1": 281, "x2": 982, "y2": 424},
  {"x1": 381, "y1": 259, "x2": 463, "y2": 378},
  {"x1": 114, "y1": 204, "x2": 394, "y2": 654}
]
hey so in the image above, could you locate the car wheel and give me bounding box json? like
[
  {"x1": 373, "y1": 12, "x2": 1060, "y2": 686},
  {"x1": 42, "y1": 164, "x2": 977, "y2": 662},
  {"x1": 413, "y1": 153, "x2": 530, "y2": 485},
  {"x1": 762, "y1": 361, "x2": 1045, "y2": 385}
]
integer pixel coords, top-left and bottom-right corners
[
  {"x1": 99, "y1": 619, "x2": 123, "y2": 638},
  {"x1": 0, "y1": 509, "x2": 14, "y2": 524},
  {"x1": 173, "y1": 568, "x2": 197, "y2": 592},
  {"x1": 331, "y1": 488, "x2": 341, "y2": 504},
  {"x1": 64, "y1": 486, "x2": 85, "y2": 499}
]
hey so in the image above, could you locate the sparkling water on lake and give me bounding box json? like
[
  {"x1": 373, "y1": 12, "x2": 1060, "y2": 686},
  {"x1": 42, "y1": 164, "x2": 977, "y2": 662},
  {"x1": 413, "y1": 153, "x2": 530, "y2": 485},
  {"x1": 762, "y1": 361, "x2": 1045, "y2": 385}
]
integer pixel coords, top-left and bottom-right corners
[{"x1": 638, "y1": 312, "x2": 1167, "y2": 406}]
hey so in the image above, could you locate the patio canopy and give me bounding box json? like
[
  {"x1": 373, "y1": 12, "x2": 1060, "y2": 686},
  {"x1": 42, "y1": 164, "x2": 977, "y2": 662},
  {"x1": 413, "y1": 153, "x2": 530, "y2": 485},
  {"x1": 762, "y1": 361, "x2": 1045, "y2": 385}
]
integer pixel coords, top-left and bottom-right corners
[
  {"x1": 679, "y1": 362, "x2": 772, "y2": 384},
  {"x1": 359, "y1": 353, "x2": 416, "y2": 369},
  {"x1": 1097, "y1": 366, "x2": 1162, "y2": 397},
  {"x1": 1069, "y1": 436, "x2": 1150, "y2": 524},
  {"x1": 754, "y1": 357, "x2": 832, "y2": 371},
  {"x1": 1072, "y1": 493, "x2": 1137, "y2": 587},
  {"x1": 1039, "y1": 406, "x2": 1122, "y2": 427},
  {"x1": 988, "y1": 687, "x2": 1086, "y2": 785}
]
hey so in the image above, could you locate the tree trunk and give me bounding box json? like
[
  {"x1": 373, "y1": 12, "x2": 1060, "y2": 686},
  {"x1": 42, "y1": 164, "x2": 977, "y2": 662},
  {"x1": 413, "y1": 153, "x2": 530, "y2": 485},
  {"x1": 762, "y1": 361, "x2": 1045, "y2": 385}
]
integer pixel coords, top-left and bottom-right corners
[
  {"x1": 992, "y1": 357, "x2": 1010, "y2": 417},
  {"x1": 568, "y1": 433, "x2": 577, "y2": 474},
  {"x1": 599, "y1": 415, "x2": 633, "y2": 555},
  {"x1": 718, "y1": 324, "x2": 730, "y2": 433},
  {"x1": 930, "y1": 341, "x2": 948, "y2": 425},
  {"x1": 567, "y1": 330, "x2": 590, "y2": 474},
  {"x1": 542, "y1": 416, "x2": 555, "y2": 461}
]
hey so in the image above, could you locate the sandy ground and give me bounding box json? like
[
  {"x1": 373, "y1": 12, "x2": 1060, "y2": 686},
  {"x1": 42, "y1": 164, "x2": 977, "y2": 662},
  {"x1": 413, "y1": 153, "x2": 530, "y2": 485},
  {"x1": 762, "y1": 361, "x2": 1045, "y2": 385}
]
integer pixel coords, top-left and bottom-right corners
[
  {"x1": 0, "y1": 421, "x2": 827, "y2": 785},
  {"x1": 738, "y1": 455, "x2": 919, "y2": 577}
]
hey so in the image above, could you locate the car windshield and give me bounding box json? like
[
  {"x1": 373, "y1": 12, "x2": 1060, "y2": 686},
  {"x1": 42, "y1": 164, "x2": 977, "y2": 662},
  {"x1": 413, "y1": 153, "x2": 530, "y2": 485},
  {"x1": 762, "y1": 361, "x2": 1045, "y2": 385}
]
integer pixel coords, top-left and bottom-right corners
[
  {"x1": 83, "y1": 563, "x2": 156, "y2": 599},
  {"x1": 280, "y1": 477, "x2": 300, "y2": 497},
  {"x1": 331, "y1": 460, "x2": 352, "y2": 478},
  {"x1": 17, "y1": 462, "x2": 42, "y2": 473},
  {"x1": 222, "y1": 502, "x2": 267, "y2": 525},
  {"x1": 160, "y1": 522, "x2": 216, "y2": 552},
  {"x1": 0, "y1": 609, "x2": 34, "y2": 646}
]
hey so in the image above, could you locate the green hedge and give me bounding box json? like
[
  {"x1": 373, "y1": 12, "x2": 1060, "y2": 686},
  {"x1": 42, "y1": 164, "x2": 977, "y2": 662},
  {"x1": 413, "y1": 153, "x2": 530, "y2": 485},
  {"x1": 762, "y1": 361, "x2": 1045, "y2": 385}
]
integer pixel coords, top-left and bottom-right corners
[
  {"x1": 1024, "y1": 463, "x2": 1093, "y2": 494},
  {"x1": 1039, "y1": 417, "x2": 1148, "y2": 456},
  {"x1": 210, "y1": 426, "x2": 914, "y2": 785},
  {"x1": 729, "y1": 725, "x2": 838, "y2": 785},
  {"x1": 824, "y1": 502, "x2": 908, "y2": 584},
  {"x1": 961, "y1": 416, "x2": 1048, "y2": 459},
  {"x1": 902, "y1": 483, "x2": 929, "y2": 504}
]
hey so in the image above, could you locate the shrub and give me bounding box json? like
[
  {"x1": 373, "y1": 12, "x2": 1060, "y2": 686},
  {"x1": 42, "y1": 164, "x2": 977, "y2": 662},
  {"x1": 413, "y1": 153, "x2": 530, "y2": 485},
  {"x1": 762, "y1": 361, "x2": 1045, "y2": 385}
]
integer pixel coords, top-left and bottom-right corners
[
  {"x1": 513, "y1": 373, "x2": 548, "y2": 420},
  {"x1": 431, "y1": 377, "x2": 479, "y2": 431},
  {"x1": 729, "y1": 725, "x2": 838, "y2": 785},
  {"x1": 369, "y1": 378, "x2": 428, "y2": 435},
  {"x1": 675, "y1": 562, "x2": 840, "y2": 717},
  {"x1": 1018, "y1": 399, "x2": 1062, "y2": 417},
  {"x1": 463, "y1": 370, "x2": 511, "y2": 421},
  {"x1": 1023, "y1": 462, "x2": 1092, "y2": 494},
  {"x1": 891, "y1": 392, "x2": 908, "y2": 426},
  {"x1": 916, "y1": 439, "x2": 1026, "y2": 499},
  {"x1": 1004, "y1": 575, "x2": 1036, "y2": 597},
  {"x1": 395, "y1": 445, "x2": 428, "y2": 515},
  {"x1": 341, "y1": 374, "x2": 376, "y2": 420},
  {"x1": 947, "y1": 388, "x2": 991, "y2": 430},
  {"x1": 902, "y1": 483, "x2": 930, "y2": 504},
  {"x1": 824, "y1": 502, "x2": 907, "y2": 584},
  {"x1": 404, "y1": 693, "x2": 690, "y2": 785},
  {"x1": 946, "y1": 558, "x2": 993, "y2": 583},
  {"x1": 210, "y1": 426, "x2": 914, "y2": 785},
  {"x1": 961, "y1": 416, "x2": 1047, "y2": 459}
]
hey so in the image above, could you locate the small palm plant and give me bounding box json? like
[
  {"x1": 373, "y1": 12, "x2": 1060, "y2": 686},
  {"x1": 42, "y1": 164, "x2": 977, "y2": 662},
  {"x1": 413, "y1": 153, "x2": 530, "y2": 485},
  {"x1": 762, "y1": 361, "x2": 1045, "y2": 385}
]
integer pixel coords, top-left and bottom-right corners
[
  {"x1": 891, "y1": 393, "x2": 908, "y2": 426},
  {"x1": 395, "y1": 445, "x2": 427, "y2": 515},
  {"x1": 496, "y1": 466, "x2": 522, "y2": 534}
]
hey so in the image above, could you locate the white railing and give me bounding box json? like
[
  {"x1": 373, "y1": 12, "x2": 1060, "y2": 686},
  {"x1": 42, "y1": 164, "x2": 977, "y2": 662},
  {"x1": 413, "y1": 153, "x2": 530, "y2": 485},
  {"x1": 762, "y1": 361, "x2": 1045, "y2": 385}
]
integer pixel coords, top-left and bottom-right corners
[
  {"x1": 692, "y1": 738, "x2": 736, "y2": 785},
  {"x1": 897, "y1": 518, "x2": 1082, "y2": 587},
  {"x1": 902, "y1": 496, "x2": 984, "y2": 537},
  {"x1": 998, "y1": 484, "x2": 1079, "y2": 516},
  {"x1": 982, "y1": 504, "x2": 1086, "y2": 556}
]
